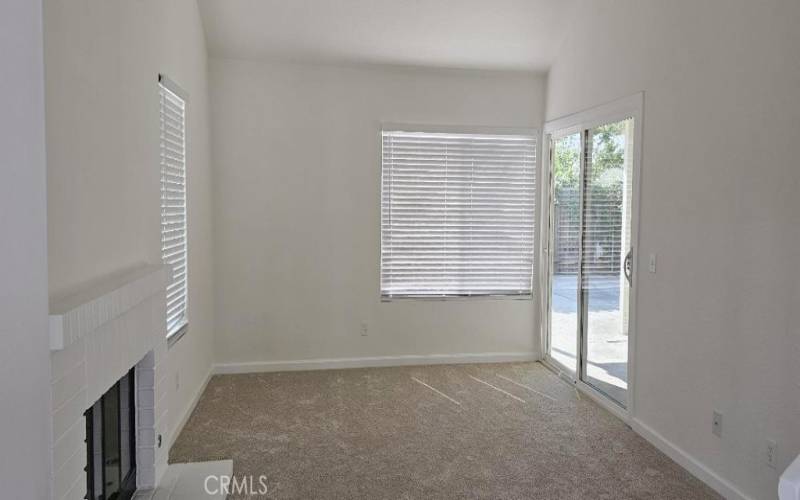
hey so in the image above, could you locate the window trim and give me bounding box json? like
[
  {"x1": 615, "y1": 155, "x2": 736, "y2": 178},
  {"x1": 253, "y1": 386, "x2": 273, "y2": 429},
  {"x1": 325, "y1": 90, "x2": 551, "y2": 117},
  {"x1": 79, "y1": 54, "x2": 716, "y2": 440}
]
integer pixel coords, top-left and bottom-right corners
[
  {"x1": 379, "y1": 123, "x2": 540, "y2": 301},
  {"x1": 159, "y1": 74, "x2": 190, "y2": 346},
  {"x1": 382, "y1": 123, "x2": 537, "y2": 138},
  {"x1": 166, "y1": 322, "x2": 188, "y2": 348},
  {"x1": 158, "y1": 73, "x2": 188, "y2": 101}
]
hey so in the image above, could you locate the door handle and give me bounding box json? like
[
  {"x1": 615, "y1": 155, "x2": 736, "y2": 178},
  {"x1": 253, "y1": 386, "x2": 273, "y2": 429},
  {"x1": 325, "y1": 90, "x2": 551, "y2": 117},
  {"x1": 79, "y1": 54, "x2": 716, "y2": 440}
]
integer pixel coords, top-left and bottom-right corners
[{"x1": 623, "y1": 248, "x2": 633, "y2": 287}]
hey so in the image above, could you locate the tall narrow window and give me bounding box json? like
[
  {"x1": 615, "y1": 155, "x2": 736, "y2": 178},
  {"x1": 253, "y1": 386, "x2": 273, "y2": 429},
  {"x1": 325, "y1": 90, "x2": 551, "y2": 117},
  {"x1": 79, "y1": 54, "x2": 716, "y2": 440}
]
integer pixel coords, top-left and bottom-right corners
[
  {"x1": 381, "y1": 128, "x2": 537, "y2": 298},
  {"x1": 159, "y1": 76, "x2": 188, "y2": 339}
]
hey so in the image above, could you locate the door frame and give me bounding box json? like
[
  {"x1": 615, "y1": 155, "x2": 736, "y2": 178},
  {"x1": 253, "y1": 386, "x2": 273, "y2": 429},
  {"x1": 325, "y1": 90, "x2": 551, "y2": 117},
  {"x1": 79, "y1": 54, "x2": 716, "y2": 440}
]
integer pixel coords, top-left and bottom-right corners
[{"x1": 539, "y1": 92, "x2": 644, "y2": 422}]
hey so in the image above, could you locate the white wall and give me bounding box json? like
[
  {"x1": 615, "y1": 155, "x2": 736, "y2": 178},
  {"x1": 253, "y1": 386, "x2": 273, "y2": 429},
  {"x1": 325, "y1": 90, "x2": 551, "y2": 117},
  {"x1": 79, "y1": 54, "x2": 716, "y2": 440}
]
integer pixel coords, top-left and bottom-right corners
[
  {"x1": 44, "y1": 0, "x2": 215, "y2": 445},
  {"x1": 210, "y1": 59, "x2": 546, "y2": 367},
  {"x1": 546, "y1": 1, "x2": 800, "y2": 499},
  {"x1": 0, "y1": 1, "x2": 51, "y2": 498}
]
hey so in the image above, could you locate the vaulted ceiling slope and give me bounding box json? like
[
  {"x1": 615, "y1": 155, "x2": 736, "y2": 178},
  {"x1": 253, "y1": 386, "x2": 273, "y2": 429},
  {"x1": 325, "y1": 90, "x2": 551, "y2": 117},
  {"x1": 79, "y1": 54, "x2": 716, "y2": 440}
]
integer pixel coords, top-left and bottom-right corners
[{"x1": 198, "y1": 0, "x2": 575, "y2": 71}]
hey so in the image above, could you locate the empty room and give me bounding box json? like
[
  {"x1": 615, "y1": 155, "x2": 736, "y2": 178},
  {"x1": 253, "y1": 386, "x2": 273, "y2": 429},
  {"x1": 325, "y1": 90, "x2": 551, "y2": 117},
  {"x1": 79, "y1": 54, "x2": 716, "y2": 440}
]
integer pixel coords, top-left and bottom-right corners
[{"x1": 2, "y1": 0, "x2": 799, "y2": 499}]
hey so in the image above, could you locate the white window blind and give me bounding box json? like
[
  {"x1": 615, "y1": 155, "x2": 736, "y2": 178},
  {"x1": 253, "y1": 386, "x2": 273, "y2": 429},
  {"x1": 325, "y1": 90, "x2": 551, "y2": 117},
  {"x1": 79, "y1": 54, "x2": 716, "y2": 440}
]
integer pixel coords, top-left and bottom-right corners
[
  {"x1": 381, "y1": 129, "x2": 537, "y2": 298},
  {"x1": 159, "y1": 80, "x2": 188, "y2": 336}
]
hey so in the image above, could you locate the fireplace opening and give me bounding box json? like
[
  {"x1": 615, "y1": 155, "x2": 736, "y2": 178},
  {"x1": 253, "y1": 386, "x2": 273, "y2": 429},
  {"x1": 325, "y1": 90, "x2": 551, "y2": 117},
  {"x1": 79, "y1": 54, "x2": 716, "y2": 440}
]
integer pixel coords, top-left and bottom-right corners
[{"x1": 84, "y1": 368, "x2": 136, "y2": 500}]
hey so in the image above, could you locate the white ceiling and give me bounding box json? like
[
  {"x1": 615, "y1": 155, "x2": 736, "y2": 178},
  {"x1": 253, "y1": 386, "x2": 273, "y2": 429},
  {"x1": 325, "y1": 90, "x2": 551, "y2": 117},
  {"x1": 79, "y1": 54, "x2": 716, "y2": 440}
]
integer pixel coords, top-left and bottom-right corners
[{"x1": 197, "y1": 0, "x2": 575, "y2": 72}]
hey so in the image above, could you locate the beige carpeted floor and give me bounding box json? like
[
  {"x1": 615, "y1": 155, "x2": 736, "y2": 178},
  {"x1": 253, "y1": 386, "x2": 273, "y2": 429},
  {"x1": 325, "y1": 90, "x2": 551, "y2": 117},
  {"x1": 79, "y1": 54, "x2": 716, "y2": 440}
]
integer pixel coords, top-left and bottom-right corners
[{"x1": 170, "y1": 362, "x2": 720, "y2": 499}]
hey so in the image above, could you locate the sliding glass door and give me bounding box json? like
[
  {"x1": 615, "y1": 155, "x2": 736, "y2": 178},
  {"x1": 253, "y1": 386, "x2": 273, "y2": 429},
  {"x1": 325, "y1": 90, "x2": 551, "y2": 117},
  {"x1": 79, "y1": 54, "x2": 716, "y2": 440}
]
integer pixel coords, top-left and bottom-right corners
[{"x1": 544, "y1": 103, "x2": 639, "y2": 409}]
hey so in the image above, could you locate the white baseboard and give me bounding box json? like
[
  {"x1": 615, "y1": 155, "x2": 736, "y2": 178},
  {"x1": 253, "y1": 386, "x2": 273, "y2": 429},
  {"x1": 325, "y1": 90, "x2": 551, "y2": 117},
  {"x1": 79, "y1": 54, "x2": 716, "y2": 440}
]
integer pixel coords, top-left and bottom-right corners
[
  {"x1": 213, "y1": 352, "x2": 539, "y2": 375},
  {"x1": 631, "y1": 418, "x2": 752, "y2": 500},
  {"x1": 169, "y1": 364, "x2": 214, "y2": 449}
]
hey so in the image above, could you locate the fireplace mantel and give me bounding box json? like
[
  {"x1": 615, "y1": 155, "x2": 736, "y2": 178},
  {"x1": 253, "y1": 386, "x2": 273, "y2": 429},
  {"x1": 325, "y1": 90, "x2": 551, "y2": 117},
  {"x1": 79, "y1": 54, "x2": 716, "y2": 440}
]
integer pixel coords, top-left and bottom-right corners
[{"x1": 49, "y1": 264, "x2": 166, "y2": 350}]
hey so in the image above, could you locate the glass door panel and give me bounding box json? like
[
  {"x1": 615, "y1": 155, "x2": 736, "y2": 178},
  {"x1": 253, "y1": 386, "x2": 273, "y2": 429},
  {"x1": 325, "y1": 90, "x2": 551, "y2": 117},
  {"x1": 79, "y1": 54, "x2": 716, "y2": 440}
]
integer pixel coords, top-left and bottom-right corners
[
  {"x1": 102, "y1": 383, "x2": 121, "y2": 498},
  {"x1": 581, "y1": 118, "x2": 634, "y2": 406},
  {"x1": 548, "y1": 132, "x2": 582, "y2": 376}
]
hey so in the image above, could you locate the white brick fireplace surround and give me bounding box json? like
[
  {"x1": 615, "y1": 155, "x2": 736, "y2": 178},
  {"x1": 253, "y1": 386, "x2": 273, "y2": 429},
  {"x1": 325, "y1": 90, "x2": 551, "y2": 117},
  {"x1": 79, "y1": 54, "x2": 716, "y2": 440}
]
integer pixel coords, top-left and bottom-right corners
[{"x1": 49, "y1": 265, "x2": 169, "y2": 500}]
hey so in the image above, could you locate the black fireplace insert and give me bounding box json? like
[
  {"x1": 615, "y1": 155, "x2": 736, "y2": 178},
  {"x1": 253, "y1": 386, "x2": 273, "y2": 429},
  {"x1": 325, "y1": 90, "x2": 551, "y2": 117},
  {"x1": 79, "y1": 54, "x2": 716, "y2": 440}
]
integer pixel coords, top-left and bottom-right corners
[{"x1": 84, "y1": 367, "x2": 136, "y2": 500}]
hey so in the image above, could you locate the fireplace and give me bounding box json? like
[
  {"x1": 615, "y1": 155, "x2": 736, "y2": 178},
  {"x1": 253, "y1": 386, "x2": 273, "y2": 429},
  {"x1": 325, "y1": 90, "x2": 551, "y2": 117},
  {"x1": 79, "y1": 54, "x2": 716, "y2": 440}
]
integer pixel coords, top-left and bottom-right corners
[
  {"x1": 85, "y1": 368, "x2": 137, "y2": 500},
  {"x1": 49, "y1": 265, "x2": 167, "y2": 498}
]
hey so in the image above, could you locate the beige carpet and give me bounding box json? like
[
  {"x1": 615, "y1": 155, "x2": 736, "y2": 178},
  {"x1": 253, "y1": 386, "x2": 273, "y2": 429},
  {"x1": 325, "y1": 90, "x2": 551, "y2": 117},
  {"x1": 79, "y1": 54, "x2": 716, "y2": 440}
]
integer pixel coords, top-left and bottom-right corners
[{"x1": 170, "y1": 362, "x2": 719, "y2": 499}]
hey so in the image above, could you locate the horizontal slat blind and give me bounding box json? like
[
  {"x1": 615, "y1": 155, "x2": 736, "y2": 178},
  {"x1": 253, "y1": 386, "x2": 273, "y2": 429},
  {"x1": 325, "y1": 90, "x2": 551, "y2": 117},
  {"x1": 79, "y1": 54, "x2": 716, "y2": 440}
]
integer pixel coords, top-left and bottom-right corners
[
  {"x1": 160, "y1": 83, "x2": 188, "y2": 335},
  {"x1": 381, "y1": 130, "x2": 537, "y2": 298}
]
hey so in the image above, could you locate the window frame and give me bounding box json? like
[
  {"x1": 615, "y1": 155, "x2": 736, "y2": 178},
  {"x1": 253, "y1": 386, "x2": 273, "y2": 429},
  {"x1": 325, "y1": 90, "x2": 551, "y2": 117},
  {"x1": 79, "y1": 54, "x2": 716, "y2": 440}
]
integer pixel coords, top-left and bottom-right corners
[
  {"x1": 158, "y1": 74, "x2": 189, "y2": 346},
  {"x1": 379, "y1": 123, "x2": 540, "y2": 301}
]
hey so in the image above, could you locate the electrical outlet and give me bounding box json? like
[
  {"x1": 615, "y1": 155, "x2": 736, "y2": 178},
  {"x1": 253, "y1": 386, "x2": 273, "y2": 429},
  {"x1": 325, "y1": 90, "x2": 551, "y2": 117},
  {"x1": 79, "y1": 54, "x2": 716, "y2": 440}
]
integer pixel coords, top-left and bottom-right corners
[
  {"x1": 649, "y1": 253, "x2": 657, "y2": 273},
  {"x1": 766, "y1": 439, "x2": 777, "y2": 469},
  {"x1": 360, "y1": 321, "x2": 368, "y2": 336},
  {"x1": 712, "y1": 411, "x2": 723, "y2": 437}
]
